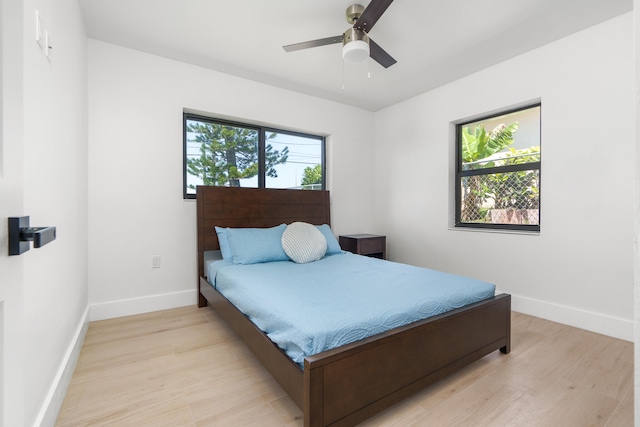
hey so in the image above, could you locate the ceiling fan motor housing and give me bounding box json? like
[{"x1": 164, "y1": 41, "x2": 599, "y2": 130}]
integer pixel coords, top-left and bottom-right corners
[{"x1": 345, "y1": 4, "x2": 365, "y2": 24}]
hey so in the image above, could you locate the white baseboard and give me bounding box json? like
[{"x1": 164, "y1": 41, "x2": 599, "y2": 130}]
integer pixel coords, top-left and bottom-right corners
[
  {"x1": 509, "y1": 293, "x2": 634, "y2": 342},
  {"x1": 89, "y1": 290, "x2": 198, "y2": 321},
  {"x1": 34, "y1": 306, "x2": 89, "y2": 427}
]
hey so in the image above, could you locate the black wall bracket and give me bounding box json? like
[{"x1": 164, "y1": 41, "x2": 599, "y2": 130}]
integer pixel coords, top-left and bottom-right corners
[{"x1": 8, "y1": 216, "x2": 57, "y2": 256}]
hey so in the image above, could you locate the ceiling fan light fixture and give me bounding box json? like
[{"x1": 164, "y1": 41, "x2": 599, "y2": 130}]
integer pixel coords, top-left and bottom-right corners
[
  {"x1": 342, "y1": 27, "x2": 370, "y2": 63},
  {"x1": 342, "y1": 40, "x2": 370, "y2": 62}
]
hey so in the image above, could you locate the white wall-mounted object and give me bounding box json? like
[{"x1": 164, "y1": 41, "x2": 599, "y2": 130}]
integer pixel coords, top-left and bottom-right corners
[
  {"x1": 45, "y1": 30, "x2": 52, "y2": 60},
  {"x1": 35, "y1": 10, "x2": 43, "y2": 48}
]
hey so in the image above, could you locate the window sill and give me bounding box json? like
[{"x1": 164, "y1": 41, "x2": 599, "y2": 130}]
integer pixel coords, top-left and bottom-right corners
[{"x1": 448, "y1": 226, "x2": 540, "y2": 236}]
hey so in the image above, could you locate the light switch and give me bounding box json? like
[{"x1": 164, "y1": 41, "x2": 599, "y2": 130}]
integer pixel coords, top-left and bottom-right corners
[
  {"x1": 45, "y1": 30, "x2": 52, "y2": 60},
  {"x1": 35, "y1": 10, "x2": 43, "y2": 48}
]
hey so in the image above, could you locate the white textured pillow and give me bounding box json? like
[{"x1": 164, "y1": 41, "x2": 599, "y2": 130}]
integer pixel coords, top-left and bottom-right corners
[{"x1": 282, "y1": 222, "x2": 327, "y2": 264}]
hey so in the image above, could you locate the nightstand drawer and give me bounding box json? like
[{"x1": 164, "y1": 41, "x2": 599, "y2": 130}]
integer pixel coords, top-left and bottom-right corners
[
  {"x1": 339, "y1": 234, "x2": 386, "y2": 259},
  {"x1": 359, "y1": 237, "x2": 385, "y2": 254}
]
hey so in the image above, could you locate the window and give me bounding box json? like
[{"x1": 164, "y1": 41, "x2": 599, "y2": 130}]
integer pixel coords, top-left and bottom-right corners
[
  {"x1": 183, "y1": 113, "x2": 325, "y2": 198},
  {"x1": 455, "y1": 104, "x2": 541, "y2": 231}
]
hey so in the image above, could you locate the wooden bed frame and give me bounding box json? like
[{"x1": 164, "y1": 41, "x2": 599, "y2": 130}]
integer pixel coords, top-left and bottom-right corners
[{"x1": 196, "y1": 186, "x2": 511, "y2": 427}]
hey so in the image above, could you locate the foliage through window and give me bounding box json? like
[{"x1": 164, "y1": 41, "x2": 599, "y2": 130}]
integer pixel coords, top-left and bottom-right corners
[
  {"x1": 455, "y1": 104, "x2": 541, "y2": 231},
  {"x1": 183, "y1": 114, "x2": 325, "y2": 198}
]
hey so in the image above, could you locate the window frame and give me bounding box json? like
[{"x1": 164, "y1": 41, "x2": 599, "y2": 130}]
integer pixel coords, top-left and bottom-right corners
[
  {"x1": 183, "y1": 113, "x2": 326, "y2": 199},
  {"x1": 454, "y1": 103, "x2": 541, "y2": 232}
]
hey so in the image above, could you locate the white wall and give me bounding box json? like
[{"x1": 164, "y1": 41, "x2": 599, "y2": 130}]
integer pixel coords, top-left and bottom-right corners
[
  {"x1": 1, "y1": 1, "x2": 26, "y2": 425},
  {"x1": 22, "y1": 1, "x2": 89, "y2": 424},
  {"x1": 87, "y1": 40, "x2": 376, "y2": 319},
  {"x1": 374, "y1": 13, "x2": 635, "y2": 341},
  {"x1": 1, "y1": 0, "x2": 88, "y2": 425},
  {"x1": 633, "y1": 0, "x2": 639, "y2": 423}
]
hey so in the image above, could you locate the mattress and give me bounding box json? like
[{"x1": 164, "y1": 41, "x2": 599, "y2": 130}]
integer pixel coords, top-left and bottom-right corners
[{"x1": 207, "y1": 252, "x2": 495, "y2": 365}]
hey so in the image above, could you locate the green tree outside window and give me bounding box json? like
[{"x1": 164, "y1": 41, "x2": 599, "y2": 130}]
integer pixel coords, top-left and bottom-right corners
[{"x1": 186, "y1": 121, "x2": 289, "y2": 188}]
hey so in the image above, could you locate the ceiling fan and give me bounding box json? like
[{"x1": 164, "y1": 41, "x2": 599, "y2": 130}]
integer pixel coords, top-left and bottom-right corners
[{"x1": 282, "y1": 0, "x2": 397, "y2": 68}]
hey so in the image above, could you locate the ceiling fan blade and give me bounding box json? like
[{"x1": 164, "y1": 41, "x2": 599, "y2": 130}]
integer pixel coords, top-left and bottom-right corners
[
  {"x1": 283, "y1": 35, "x2": 343, "y2": 52},
  {"x1": 354, "y1": 0, "x2": 394, "y2": 33},
  {"x1": 370, "y1": 38, "x2": 397, "y2": 68}
]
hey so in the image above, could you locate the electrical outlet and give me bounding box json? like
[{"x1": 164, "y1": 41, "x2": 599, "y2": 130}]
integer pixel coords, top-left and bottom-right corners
[{"x1": 152, "y1": 256, "x2": 161, "y2": 268}]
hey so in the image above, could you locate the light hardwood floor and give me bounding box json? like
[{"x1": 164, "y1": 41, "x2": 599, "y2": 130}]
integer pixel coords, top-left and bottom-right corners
[{"x1": 56, "y1": 306, "x2": 633, "y2": 426}]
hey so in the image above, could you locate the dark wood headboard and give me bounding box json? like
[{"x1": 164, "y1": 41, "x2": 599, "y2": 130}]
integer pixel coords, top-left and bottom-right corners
[{"x1": 196, "y1": 186, "x2": 331, "y2": 280}]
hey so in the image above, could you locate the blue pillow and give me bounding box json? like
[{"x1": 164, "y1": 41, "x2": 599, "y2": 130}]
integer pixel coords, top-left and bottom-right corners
[
  {"x1": 215, "y1": 226, "x2": 233, "y2": 260},
  {"x1": 226, "y1": 224, "x2": 289, "y2": 265},
  {"x1": 316, "y1": 224, "x2": 343, "y2": 255}
]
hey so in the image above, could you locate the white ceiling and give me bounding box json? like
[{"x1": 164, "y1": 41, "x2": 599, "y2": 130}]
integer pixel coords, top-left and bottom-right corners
[{"x1": 79, "y1": 0, "x2": 632, "y2": 111}]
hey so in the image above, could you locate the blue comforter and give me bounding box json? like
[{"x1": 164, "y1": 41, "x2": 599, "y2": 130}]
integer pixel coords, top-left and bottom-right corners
[{"x1": 207, "y1": 252, "x2": 495, "y2": 365}]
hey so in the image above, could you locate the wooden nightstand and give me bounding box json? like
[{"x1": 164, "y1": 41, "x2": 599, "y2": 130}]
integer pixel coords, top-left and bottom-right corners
[{"x1": 339, "y1": 234, "x2": 386, "y2": 259}]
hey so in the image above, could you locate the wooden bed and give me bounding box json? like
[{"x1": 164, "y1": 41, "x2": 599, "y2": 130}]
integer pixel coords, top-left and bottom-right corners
[{"x1": 196, "y1": 186, "x2": 511, "y2": 427}]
